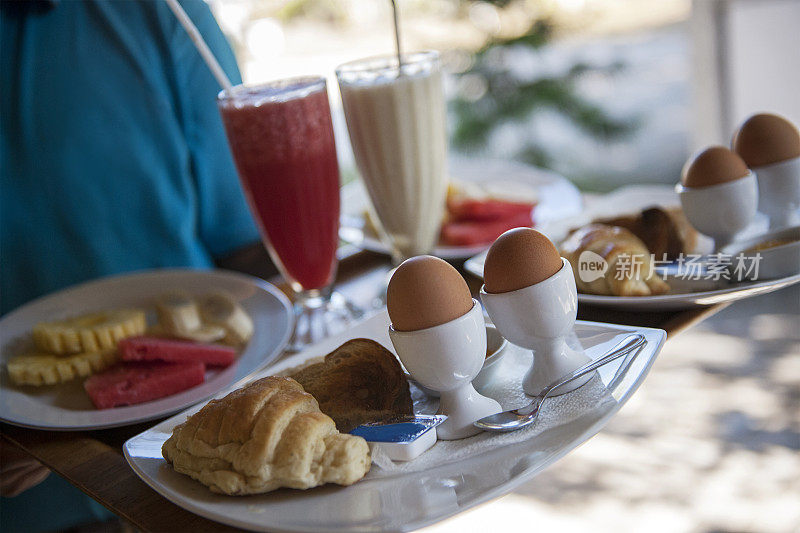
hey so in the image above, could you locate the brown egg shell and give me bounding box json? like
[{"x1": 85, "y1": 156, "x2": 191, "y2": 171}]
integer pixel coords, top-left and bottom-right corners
[
  {"x1": 483, "y1": 228, "x2": 563, "y2": 294},
  {"x1": 387, "y1": 255, "x2": 474, "y2": 332},
  {"x1": 682, "y1": 146, "x2": 750, "y2": 188},
  {"x1": 733, "y1": 113, "x2": 800, "y2": 167}
]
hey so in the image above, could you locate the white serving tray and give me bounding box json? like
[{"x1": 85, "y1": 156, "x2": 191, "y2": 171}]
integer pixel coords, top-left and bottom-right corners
[{"x1": 124, "y1": 311, "x2": 665, "y2": 532}]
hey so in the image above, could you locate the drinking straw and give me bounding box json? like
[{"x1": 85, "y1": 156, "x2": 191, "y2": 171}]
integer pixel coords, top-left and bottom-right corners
[
  {"x1": 390, "y1": 0, "x2": 403, "y2": 70},
  {"x1": 164, "y1": 0, "x2": 233, "y2": 93}
]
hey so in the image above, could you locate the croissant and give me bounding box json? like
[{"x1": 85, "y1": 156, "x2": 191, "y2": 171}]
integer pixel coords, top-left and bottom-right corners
[
  {"x1": 595, "y1": 206, "x2": 698, "y2": 260},
  {"x1": 560, "y1": 224, "x2": 669, "y2": 296},
  {"x1": 162, "y1": 376, "x2": 371, "y2": 495}
]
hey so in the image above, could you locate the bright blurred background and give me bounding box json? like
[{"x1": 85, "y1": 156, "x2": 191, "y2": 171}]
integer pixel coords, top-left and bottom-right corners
[
  {"x1": 209, "y1": 0, "x2": 799, "y2": 192},
  {"x1": 206, "y1": 2, "x2": 800, "y2": 532}
]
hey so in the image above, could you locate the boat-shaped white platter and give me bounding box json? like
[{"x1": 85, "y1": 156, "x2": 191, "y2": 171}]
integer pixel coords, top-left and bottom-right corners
[{"x1": 125, "y1": 310, "x2": 665, "y2": 532}]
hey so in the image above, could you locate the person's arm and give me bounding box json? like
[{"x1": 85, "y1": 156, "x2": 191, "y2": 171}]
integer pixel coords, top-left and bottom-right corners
[
  {"x1": 0, "y1": 441, "x2": 49, "y2": 498},
  {"x1": 163, "y1": 0, "x2": 266, "y2": 261}
]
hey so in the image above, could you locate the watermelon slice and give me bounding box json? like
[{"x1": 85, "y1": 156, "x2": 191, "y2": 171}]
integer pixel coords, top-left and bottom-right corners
[
  {"x1": 119, "y1": 336, "x2": 236, "y2": 367},
  {"x1": 446, "y1": 197, "x2": 535, "y2": 222},
  {"x1": 440, "y1": 210, "x2": 534, "y2": 246},
  {"x1": 84, "y1": 361, "x2": 205, "y2": 409}
]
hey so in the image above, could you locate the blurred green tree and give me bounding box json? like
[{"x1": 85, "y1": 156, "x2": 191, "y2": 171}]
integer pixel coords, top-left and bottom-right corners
[{"x1": 451, "y1": 15, "x2": 638, "y2": 170}]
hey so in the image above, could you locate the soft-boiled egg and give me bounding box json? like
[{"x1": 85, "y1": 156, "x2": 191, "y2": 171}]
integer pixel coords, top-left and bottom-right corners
[
  {"x1": 733, "y1": 113, "x2": 800, "y2": 168},
  {"x1": 681, "y1": 146, "x2": 750, "y2": 188},
  {"x1": 387, "y1": 256, "x2": 473, "y2": 332},
  {"x1": 483, "y1": 228, "x2": 563, "y2": 294}
]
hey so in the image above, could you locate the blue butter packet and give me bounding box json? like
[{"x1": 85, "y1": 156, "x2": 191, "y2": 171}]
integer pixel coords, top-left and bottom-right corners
[{"x1": 349, "y1": 415, "x2": 447, "y2": 461}]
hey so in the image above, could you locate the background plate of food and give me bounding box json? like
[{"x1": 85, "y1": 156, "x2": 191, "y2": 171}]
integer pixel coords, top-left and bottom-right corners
[
  {"x1": 340, "y1": 157, "x2": 583, "y2": 259},
  {"x1": 0, "y1": 269, "x2": 293, "y2": 430},
  {"x1": 124, "y1": 310, "x2": 665, "y2": 532},
  {"x1": 464, "y1": 185, "x2": 800, "y2": 310}
]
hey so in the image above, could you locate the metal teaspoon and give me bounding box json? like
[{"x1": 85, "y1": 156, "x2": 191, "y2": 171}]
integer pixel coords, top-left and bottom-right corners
[{"x1": 474, "y1": 333, "x2": 647, "y2": 433}]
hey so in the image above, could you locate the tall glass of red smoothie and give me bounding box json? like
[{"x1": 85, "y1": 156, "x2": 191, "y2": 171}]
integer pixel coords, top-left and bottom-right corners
[{"x1": 218, "y1": 77, "x2": 358, "y2": 350}]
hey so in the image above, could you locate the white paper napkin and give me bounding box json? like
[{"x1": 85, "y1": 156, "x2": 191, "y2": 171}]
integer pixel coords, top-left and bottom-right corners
[{"x1": 367, "y1": 342, "x2": 618, "y2": 475}]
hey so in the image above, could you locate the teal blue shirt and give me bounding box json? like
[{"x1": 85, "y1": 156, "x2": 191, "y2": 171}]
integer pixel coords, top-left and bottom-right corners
[{"x1": 1, "y1": 0, "x2": 259, "y2": 315}]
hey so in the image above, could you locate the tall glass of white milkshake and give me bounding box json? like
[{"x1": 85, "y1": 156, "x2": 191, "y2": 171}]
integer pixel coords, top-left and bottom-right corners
[{"x1": 336, "y1": 51, "x2": 448, "y2": 264}]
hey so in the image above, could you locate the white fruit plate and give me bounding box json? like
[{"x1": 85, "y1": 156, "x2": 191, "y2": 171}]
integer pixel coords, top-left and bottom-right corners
[
  {"x1": 0, "y1": 269, "x2": 293, "y2": 430},
  {"x1": 124, "y1": 310, "x2": 665, "y2": 532},
  {"x1": 339, "y1": 157, "x2": 583, "y2": 260}
]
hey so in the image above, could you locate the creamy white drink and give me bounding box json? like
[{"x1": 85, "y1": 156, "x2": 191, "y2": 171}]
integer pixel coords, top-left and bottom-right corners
[{"x1": 337, "y1": 52, "x2": 448, "y2": 261}]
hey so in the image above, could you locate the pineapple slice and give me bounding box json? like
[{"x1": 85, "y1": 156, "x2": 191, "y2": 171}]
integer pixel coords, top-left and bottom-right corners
[
  {"x1": 7, "y1": 350, "x2": 118, "y2": 386},
  {"x1": 32, "y1": 309, "x2": 146, "y2": 354}
]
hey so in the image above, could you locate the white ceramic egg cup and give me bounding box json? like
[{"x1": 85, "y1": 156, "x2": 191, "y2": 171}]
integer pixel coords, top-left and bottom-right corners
[
  {"x1": 753, "y1": 157, "x2": 800, "y2": 230},
  {"x1": 480, "y1": 258, "x2": 592, "y2": 397},
  {"x1": 676, "y1": 171, "x2": 758, "y2": 252},
  {"x1": 389, "y1": 300, "x2": 502, "y2": 440}
]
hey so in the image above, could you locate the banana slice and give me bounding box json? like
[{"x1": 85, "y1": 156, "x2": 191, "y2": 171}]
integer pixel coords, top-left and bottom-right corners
[
  {"x1": 156, "y1": 292, "x2": 202, "y2": 334},
  {"x1": 154, "y1": 292, "x2": 226, "y2": 342},
  {"x1": 147, "y1": 323, "x2": 226, "y2": 343},
  {"x1": 199, "y1": 292, "x2": 254, "y2": 345},
  {"x1": 7, "y1": 350, "x2": 118, "y2": 386},
  {"x1": 32, "y1": 309, "x2": 146, "y2": 354},
  {"x1": 171, "y1": 324, "x2": 227, "y2": 343}
]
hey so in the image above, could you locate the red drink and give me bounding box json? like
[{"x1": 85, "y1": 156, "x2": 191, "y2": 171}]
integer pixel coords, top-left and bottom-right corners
[{"x1": 218, "y1": 79, "x2": 340, "y2": 290}]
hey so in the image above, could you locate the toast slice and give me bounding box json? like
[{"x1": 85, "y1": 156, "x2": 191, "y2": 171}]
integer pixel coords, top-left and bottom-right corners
[{"x1": 290, "y1": 338, "x2": 413, "y2": 432}]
